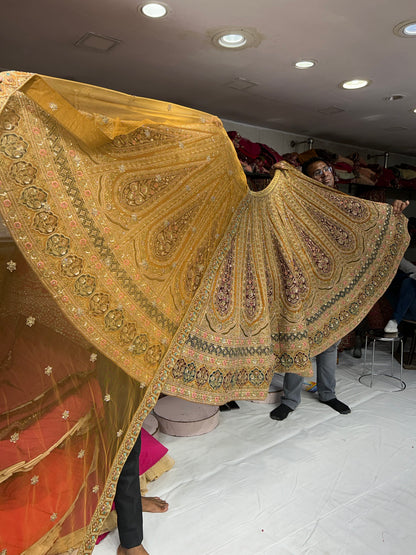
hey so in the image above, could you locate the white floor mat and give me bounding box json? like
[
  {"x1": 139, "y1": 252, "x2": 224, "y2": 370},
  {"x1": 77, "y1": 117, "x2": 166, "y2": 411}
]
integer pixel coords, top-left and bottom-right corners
[{"x1": 93, "y1": 346, "x2": 416, "y2": 555}]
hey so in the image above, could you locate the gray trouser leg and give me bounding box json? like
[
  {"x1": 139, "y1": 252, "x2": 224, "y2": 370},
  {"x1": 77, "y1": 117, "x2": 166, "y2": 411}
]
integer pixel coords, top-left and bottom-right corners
[
  {"x1": 316, "y1": 342, "x2": 337, "y2": 402},
  {"x1": 281, "y1": 372, "x2": 303, "y2": 410}
]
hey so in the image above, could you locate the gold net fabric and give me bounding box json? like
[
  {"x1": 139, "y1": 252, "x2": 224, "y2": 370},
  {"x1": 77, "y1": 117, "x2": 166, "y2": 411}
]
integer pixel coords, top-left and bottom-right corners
[{"x1": 0, "y1": 71, "x2": 409, "y2": 553}]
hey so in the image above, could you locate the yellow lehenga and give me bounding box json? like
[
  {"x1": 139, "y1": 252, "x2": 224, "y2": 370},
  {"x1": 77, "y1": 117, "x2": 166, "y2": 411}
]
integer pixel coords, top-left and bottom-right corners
[{"x1": 0, "y1": 71, "x2": 408, "y2": 554}]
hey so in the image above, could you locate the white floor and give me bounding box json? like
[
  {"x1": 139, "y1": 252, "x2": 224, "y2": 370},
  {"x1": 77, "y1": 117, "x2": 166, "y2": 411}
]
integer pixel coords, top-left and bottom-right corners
[{"x1": 93, "y1": 345, "x2": 416, "y2": 555}]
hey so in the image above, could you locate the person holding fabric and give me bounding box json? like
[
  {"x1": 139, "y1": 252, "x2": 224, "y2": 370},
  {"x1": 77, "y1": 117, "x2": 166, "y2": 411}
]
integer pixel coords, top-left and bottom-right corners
[
  {"x1": 270, "y1": 158, "x2": 351, "y2": 420},
  {"x1": 270, "y1": 158, "x2": 409, "y2": 421}
]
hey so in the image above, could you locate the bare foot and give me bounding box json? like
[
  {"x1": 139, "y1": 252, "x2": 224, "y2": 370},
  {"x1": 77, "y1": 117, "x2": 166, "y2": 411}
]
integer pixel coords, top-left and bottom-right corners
[
  {"x1": 117, "y1": 544, "x2": 149, "y2": 555},
  {"x1": 141, "y1": 496, "x2": 169, "y2": 513}
]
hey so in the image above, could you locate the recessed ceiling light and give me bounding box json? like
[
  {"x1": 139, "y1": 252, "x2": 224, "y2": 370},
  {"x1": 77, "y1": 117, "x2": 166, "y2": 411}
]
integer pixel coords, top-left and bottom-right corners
[
  {"x1": 412, "y1": 108, "x2": 416, "y2": 114},
  {"x1": 140, "y1": 2, "x2": 168, "y2": 18},
  {"x1": 210, "y1": 27, "x2": 262, "y2": 51},
  {"x1": 404, "y1": 23, "x2": 416, "y2": 35},
  {"x1": 294, "y1": 60, "x2": 316, "y2": 69},
  {"x1": 219, "y1": 33, "x2": 246, "y2": 48},
  {"x1": 393, "y1": 19, "x2": 416, "y2": 37},
  {"x1": 340, "y1": 79, "x2": 370, "y2": 90}
]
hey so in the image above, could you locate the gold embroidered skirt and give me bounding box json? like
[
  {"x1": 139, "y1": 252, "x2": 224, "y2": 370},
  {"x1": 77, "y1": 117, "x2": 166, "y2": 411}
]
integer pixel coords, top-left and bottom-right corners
[{"x1": 0, "y1": 71, "x2": 408, "y2": 553}]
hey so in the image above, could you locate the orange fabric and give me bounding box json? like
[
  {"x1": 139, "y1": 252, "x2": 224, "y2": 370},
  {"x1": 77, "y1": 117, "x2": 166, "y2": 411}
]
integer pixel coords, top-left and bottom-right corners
[{"x1": 0, "y1": 436, "x2": 96, "y2": 555}]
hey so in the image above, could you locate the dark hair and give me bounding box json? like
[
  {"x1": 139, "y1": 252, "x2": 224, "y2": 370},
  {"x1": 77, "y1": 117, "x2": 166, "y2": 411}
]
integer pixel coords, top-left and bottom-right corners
[{"x1": 301, "y1": 157, "x2": 327, "y2": 177}]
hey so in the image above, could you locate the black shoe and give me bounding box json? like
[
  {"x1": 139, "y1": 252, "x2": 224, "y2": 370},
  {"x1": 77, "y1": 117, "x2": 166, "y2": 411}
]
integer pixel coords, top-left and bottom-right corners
[
  {"x1": 270, "y1": 404, "x2": 294, "y2": 421},
  {"x1": 320, "y1": 398, "x2": 351, "y2": 414}
]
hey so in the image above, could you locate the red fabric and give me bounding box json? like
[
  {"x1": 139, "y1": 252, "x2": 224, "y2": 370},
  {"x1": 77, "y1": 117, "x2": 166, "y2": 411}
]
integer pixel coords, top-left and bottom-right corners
[
  {"x1": 333, "y1": 161, "x2": 354, "y2": 172},
  {"x1": 374, "y1": 168, "x2": 398, "y2": 188}
]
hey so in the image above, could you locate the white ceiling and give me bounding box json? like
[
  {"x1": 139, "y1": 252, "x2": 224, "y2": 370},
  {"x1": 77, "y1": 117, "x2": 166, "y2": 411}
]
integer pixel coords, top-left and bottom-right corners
[{"x1": 1, "y1": 0, "x2": 416, "y2": 156}]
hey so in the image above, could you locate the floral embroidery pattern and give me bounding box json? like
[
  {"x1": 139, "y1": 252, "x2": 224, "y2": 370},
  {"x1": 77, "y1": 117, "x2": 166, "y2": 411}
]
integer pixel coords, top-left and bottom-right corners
[
  {"x1": 6, "y1": 260, "x2": 16, "y2": 272},
  {"x1": 10, "y1": 160, "x2": 37, "y2": 185},
  {"x1": 0, "y1": 133, "x2": 28, "y2": 158},
  {"x1": 44, "y1": 366, "x2": 53, "y2": 376},
  {"x1": 10, "y1": 432, "x2": 19, "y2": 443}
]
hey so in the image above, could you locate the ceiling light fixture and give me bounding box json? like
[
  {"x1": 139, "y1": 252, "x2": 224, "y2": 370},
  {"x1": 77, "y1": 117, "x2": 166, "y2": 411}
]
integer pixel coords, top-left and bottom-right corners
[
  {"x1": 340, "y1": 79, "x2": 370, "y2": 90},
  {"x1": 412, "y1": 108, "x2": 416, "y2": 114},
  {"x1": 219, "y1": 33, "x2": 247, "y2": 48},
  {"x1": 210, "y1": 27, "x2": 262, "y2": 51},
  {"x1": 393, "y1": 19, "x2": 416, "y2": 37},
  {"x1": 139, "y1": 2, "x2": 168, "y2": 18},
  {"x1": 294, "y1": 60, "x2": 316, "y2": 69}
]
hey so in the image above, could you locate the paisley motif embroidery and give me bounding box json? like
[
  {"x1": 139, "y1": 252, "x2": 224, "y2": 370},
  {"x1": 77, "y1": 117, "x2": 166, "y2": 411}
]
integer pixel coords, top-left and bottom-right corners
[
  {"x1": 117, "y1": 168, "x2": 192, "y2": 210},
  {"x1": 308, "y1": 205, "x2": 355, "y2": 251},
  {"x1": 112, "y1": 125, "x2": 191, "y2": 151},
  {"x1": 214, "y1": 237, "x2": 235, "y2": 317},
  {"x1": 272, "y1": 235, "x2": 308, "y2": 306},
  {"x1": 151, "y1": 203, "x2": 198, "y2": 260},
  {"x1": 264, "y1": 265, "x2": 274, "y2": 308},
  {"x1": 244, "y1": 244, "x2": 258, "y2": 321},
  {"x1": 297, "y1": 226, "x2": 332, "y2": 276},
  {"x1": 320, "y1": 190, "x2": 369, "y2": 221}
]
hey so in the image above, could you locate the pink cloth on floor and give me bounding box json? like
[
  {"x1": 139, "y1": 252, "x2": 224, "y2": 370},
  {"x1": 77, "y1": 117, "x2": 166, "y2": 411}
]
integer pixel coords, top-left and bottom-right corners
[{"x1": 139, "y1": 427, "x2": 168, "y2": 474}]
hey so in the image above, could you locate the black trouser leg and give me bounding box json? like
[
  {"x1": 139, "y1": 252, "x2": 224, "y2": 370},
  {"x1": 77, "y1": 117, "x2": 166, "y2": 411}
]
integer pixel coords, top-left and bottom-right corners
[{"x1": 115, "y1": 433, "x2": 143, "y2": 548}]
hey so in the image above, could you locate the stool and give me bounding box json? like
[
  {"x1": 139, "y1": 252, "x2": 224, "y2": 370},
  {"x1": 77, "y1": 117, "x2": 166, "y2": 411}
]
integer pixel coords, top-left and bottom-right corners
[
  {"x1": 153, "y1": 396, "x2": 219, "y2": 437},
  {"x1": 360, "y1": 333, "x2": 406, "y2": 391}
]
